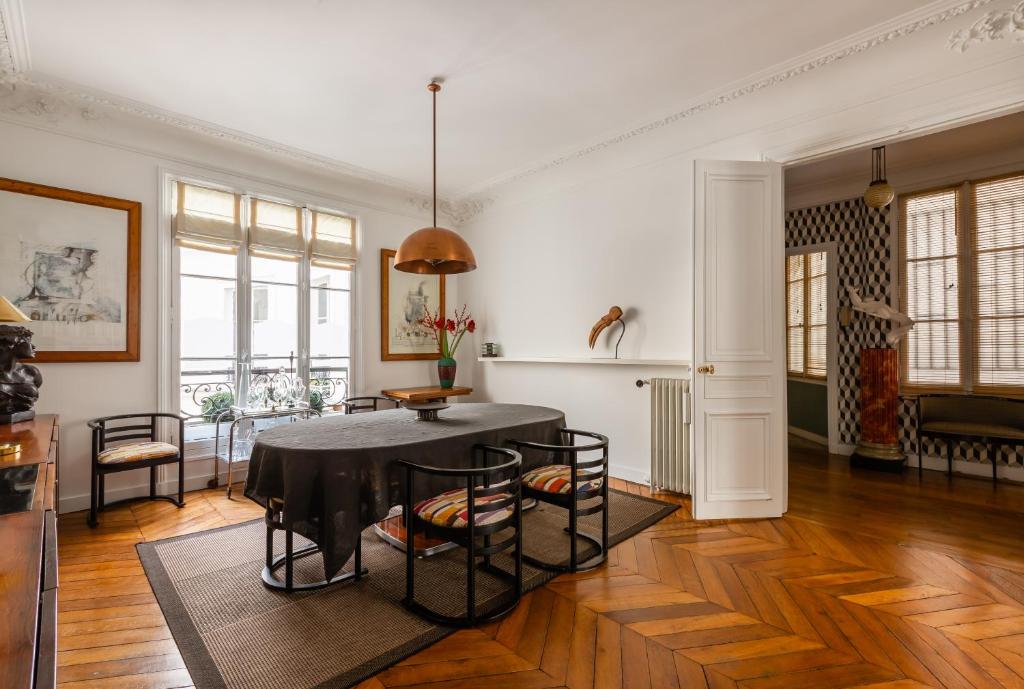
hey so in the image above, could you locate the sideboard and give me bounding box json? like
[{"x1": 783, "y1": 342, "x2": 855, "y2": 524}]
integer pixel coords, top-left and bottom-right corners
[{"x1": 0, "y1": 414, "x2": 59, "y2": 689}]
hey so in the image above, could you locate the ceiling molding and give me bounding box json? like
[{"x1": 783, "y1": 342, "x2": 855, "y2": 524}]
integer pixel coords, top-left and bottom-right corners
[
  {"x1": 0, "y1": 0, "x2": 28, "y2": 74},
  {"x1": 0, "y1": 0, "x2": 1005, "y2": 226},
  {"x1": 948, "y1": 0, "x2": 1024, "y2": 50},
  {"x1": 450, "y1": 0, "x2": 998, "y2": 215}
]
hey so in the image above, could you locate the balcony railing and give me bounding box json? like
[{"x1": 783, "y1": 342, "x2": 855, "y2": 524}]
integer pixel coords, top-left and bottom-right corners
[{"x1": 180, "y1": 356, "x2": 350, "y2": 422}]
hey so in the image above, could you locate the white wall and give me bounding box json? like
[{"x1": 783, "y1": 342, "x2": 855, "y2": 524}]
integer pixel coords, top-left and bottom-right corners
[
  {"x1": 459, "y1": 9, "x2": 1024, "y2": 484},
  {"x1": 0, "y1": 119, "x2": 459, "y2": 513}
]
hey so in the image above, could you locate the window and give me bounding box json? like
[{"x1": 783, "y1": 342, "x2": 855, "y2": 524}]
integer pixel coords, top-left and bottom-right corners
[
  {"x1": 900, "y1": 173, "x2": 1024, "y2": 391},
  {"x1": 787, "y1": 250, "x2": 827, "y2": 379},
  {"x1": 173, "y1": 181, "x2": 356, "y2": 444}
]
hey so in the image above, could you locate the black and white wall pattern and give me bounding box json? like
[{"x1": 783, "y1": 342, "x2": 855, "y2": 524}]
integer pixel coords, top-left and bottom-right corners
[{"x1": 785, "y1": 197, "x2": 1020, "y2": 469}]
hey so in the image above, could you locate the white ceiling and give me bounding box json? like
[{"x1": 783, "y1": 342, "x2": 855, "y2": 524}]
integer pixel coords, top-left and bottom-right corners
[{"x1": 20, "y1": 0, "x2": 933, "y2": 195}]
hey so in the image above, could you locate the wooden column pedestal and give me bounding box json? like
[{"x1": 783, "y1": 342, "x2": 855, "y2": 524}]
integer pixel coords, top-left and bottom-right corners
[{"x1": 851, "y1": 347, "x2": 906, "y2": 471}]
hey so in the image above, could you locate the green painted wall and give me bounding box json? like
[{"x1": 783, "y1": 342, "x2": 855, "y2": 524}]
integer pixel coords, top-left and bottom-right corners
[{"x1": 788, "y1": 379, "x2": 828, "y2": 438}]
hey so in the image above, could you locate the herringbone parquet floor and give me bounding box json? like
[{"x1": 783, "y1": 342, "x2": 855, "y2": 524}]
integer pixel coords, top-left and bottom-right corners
[{"x1": 56, "y1": 444, "x2": 1024, "y2": 689}]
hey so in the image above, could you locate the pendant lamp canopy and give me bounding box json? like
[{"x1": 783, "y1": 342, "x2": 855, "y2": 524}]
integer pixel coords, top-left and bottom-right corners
[{"x1": 394, "y1": 81, "x2": 477, "y2": 275}]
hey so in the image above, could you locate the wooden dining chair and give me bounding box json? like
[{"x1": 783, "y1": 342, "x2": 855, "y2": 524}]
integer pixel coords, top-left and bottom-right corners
[
  {"x1": 87, "y1": 412, "x2": 188, "y2": 527},
  {"x1": 400, "y1": 445, "x2": 523, "y2": 626},
  {"x1": 341, "y1": 396, "x2": 401, "y2": 413},
  {"x1": 508, "y1": 429, "x2": 609, "y2": 573}
]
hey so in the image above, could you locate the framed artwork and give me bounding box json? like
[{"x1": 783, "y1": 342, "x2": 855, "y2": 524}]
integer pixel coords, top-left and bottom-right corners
[
  {"x1": 380, "y1": 248, "x2": 445, "y2": 360},
  {"x1": 0, "y1": 178, "x2": 141, "y2": 362}
]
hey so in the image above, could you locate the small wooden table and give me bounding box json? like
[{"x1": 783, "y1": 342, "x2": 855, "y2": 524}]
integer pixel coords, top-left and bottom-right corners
[{"x1": 381, "y1": 385, "x2": 473, "y2": 403}]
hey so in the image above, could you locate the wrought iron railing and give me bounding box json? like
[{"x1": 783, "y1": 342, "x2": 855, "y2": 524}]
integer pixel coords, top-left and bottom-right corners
[{"x1": 180, "y1": 356, "x2": 350, "y2": 421}]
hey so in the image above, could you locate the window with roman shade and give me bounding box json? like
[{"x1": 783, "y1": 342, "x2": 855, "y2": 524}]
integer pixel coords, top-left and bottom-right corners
[
  {"x1": 786, "y1": 250, "x2": 827, "y2": 379},
  {"x1": 900, "y1": 172, "x2": 1024, "y2": 392},
  {"x1": 172, "y1": 179, "x2": 357, "y2": 448}
]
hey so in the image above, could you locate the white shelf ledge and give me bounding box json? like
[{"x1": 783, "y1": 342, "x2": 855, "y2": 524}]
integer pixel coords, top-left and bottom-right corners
[{"x1": 477, "y1": 356, "x2": 690, "y2": 368}]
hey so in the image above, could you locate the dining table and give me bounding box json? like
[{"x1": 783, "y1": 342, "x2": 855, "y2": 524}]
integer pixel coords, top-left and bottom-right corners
[{"x1": 243, "y1": 402, "x2": 566, "y2": 582}]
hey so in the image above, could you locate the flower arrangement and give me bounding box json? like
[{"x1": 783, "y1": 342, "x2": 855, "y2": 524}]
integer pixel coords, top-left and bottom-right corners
[{"x1": 420, "y1": 304, "x2": 475, "y2": 359}]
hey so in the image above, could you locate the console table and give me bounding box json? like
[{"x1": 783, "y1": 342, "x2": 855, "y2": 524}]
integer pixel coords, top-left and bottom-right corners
[{"x1": 0, "y1": 414, "x2": 59, "y2": 689}]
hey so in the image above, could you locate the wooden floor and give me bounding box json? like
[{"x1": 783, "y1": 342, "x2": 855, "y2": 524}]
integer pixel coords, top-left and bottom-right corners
[{"x1": 55, "y1": 442, "x2": 1024, "y2": 688}]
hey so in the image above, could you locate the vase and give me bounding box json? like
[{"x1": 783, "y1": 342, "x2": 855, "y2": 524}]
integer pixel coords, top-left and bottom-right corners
[{"x1": 437, "y1": 357, "x2": 457, "y2": 389}]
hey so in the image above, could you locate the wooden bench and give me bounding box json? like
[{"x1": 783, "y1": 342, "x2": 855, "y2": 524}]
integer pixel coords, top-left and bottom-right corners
[{"x1": 916, "y1": 394, "x2": 1024, "y2": 482}]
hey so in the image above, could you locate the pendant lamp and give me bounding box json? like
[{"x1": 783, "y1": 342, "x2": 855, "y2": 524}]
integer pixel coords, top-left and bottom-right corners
[
  {"x1": 394, "y1": 81, "x2": 476, "y2": 275},
  {"x1": 864, "y1": 145, "x2": 894, "y2": 209}
]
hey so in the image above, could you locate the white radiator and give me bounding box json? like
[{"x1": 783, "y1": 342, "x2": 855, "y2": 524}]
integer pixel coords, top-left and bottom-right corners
[{"x1": 650, "y1": 377, "x2": 691, "y2": 493}]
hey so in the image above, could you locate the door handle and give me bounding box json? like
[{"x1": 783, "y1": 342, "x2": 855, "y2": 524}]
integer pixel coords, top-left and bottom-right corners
[{"x1": 696, "y1": 364, "x2": 715, "y2": 375}]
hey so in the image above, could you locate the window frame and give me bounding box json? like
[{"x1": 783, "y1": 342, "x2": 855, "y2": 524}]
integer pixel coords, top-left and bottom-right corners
[
  {"x1": 898, "y1": 171, "x2": 1024, "y2": 396},
  {"x1": 161, "y1": 173, "x2": 359, "y2": 459},
  {"x1": 786, "y1": 248, "x2": 828, "y2": 382}
]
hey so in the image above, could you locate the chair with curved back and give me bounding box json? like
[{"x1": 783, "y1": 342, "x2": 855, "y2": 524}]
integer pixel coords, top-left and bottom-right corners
[
  {"x1": 508, "y1": 429, "x2": 609, "y2": 573},
  {"x1": 400, "y1": 445, "x2": 523, "y2": 626},
  {"x1": 87, "y1": 412, "x2": 187, "y2": 527},
  {"x1": 341, "y1": 396, "x2": 401, "y2": 414}
]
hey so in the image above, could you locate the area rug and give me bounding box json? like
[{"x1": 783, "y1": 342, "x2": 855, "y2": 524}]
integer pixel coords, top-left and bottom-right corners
[{"x1": 137, "y1": 489, "x2": 678, "y2": 689}]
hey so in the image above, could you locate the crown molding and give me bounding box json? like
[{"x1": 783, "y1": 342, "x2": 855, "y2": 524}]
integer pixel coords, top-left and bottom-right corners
[
  {"x1": 0, "y1": 0, "x2": 27, "y2": 74},
  {"x1": 948, "y1": 0, "x2": 1024, "y2": 50},
  {"x1": 0, "y1": 0, "x2": 1004, "y2": 226},
  {"x1": 449, "y1": 0, "x2": 998, "y2": 217}
]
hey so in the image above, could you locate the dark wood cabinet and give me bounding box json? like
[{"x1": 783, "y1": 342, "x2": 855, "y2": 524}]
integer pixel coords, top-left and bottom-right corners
[{"x1": 0, "y1": 415, "x2": 59, "y2": 689}]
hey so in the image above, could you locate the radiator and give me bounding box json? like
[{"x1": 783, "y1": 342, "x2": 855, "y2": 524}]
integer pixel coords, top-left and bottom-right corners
[{"x1": 650, "y1": 377, "x2": 691, "y2": 493}]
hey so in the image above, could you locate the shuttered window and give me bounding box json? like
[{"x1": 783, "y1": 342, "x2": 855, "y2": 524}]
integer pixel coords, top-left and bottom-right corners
[
  {"x1": 974, "y1": 175, "x2": 1024, "y2": 389},
  {"x1": 787, "y1": 250, "x2": 827, "y2": 379},
  {"x1": 900, "y1": 172, "x2": 1024, "y2": 392},
  {"x1": 901, "y1": 188, "x2": 961, "y2": 387}
]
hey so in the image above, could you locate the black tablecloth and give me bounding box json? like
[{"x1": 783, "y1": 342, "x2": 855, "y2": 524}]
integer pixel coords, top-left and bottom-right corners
[{"x1": 244, "y1": 403, "x2": 566, "y2": 579}]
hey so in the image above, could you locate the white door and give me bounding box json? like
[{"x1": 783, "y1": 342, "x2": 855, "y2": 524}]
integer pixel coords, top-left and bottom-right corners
[{"x1": 692, "y1": 160, "x2": 786, "y2": 520}]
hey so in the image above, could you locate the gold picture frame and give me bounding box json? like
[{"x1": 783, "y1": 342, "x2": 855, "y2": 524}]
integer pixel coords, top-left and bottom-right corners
[{"x1": 380, "y1": 248, "x2": 445, "y2": 361}]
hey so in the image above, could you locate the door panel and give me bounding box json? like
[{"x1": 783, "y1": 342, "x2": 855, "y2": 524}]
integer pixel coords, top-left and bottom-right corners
[{"x1": 692, "y1": 160, "x2": 785, "y2": 520}]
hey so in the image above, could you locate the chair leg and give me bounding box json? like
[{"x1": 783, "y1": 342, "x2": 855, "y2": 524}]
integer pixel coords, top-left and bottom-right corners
[
  {"x1": 405, "y1": 506, "x2": 415, "y2": 605},
  {"x1": 569, "y1": 496, "x2": 578, "y2": 573},
  {"x1": 354, "y1": 532, "x2": 363, "y2": 581},
  {"x1": 992, "y1": 445, "x2": 998, "y2": 485},
  {"x1": 285, "y1": 528, "x2": 294, "y2": 591},
  {"x1": 266, "y1": 520, "x2": 274, "y2": 569},
  {"x1": 946, "y1": 441, "x2": 953, "y2": 478},
  {"x1": 88, "y1": 466, "x2": 98, "y2": 528},
  {"x1": 150, "y1": 466, "x2": 156, "y2": 498},
  {"x1": 98, "y1": 474, "x2": 106, "y2": 511},
  {"x1": 466, "y1": 525, "x2": 477, "y2": 625},
  {"x1": 178, "y1": 457, "x2": 185, "y2": 507},
  {"x1": 602, "y1": 482, "x2": 610, "y2": 556},
  {"x1": 917, "y1": 437, "x2": 923, "y2": 478}
]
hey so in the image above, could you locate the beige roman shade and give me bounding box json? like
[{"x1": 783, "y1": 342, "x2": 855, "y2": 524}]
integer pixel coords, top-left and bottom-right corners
[
  {"x1": 311, "y1": 210, "x2": 356, "y2": 262},
  {"x1": 175, "y1": 182, "x2": 242, "y2": 246},
  {"x1": 250, "y1": 198, "x2": 303, "y2": 253}
]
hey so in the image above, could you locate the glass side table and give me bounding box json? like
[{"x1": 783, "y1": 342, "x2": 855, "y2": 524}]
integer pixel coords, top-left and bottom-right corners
[{"x1": 207, "y1": 404, "x2": 320, "y2": 498}]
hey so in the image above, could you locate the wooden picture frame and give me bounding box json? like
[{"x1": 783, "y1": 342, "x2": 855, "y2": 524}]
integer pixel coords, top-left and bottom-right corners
[
  {"x1": 380, "y1": 248, "x2": 445, "y2": 361},
  {"x1": 0, "y1": 178, "x2": 141, "y2": 362}
]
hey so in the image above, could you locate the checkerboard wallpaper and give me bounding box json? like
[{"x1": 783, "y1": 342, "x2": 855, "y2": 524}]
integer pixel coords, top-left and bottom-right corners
[{"x1": 786, "y1": 198, "x2": 1019, "y2": 468}]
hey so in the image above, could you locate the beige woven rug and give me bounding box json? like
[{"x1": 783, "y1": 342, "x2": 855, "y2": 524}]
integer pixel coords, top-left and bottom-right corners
[{"x1": 137, "y1": 489, "x2": 677, "y2": 689}]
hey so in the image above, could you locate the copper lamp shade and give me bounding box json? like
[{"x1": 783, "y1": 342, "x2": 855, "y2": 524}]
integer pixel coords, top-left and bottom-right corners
[
  {"x1": 395, "y1": 80, "x2": 477, "y2": 275},
  {"x1": 395, "y1": 226, "x2": 476, "y2": 274}
]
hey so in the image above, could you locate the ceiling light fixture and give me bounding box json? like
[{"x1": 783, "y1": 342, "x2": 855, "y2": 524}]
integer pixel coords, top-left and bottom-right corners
[
  {"x1": 864, "y1": 145, "x2": 894, "y2": 209},
  {"x1": 394, "y1": 81, "x2": 477, "y2": 275}
]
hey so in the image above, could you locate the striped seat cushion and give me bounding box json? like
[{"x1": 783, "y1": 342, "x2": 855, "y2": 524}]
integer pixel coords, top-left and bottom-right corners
[
  {"x1": 413, "y1": 488, "x2": 514, "y2": 529},
  {"x1": 97, "y1": 441, "x2": 178, "y2": 465},
  {"x1": 523, "y1": 465, "x2": 603, "y2": 494}
]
